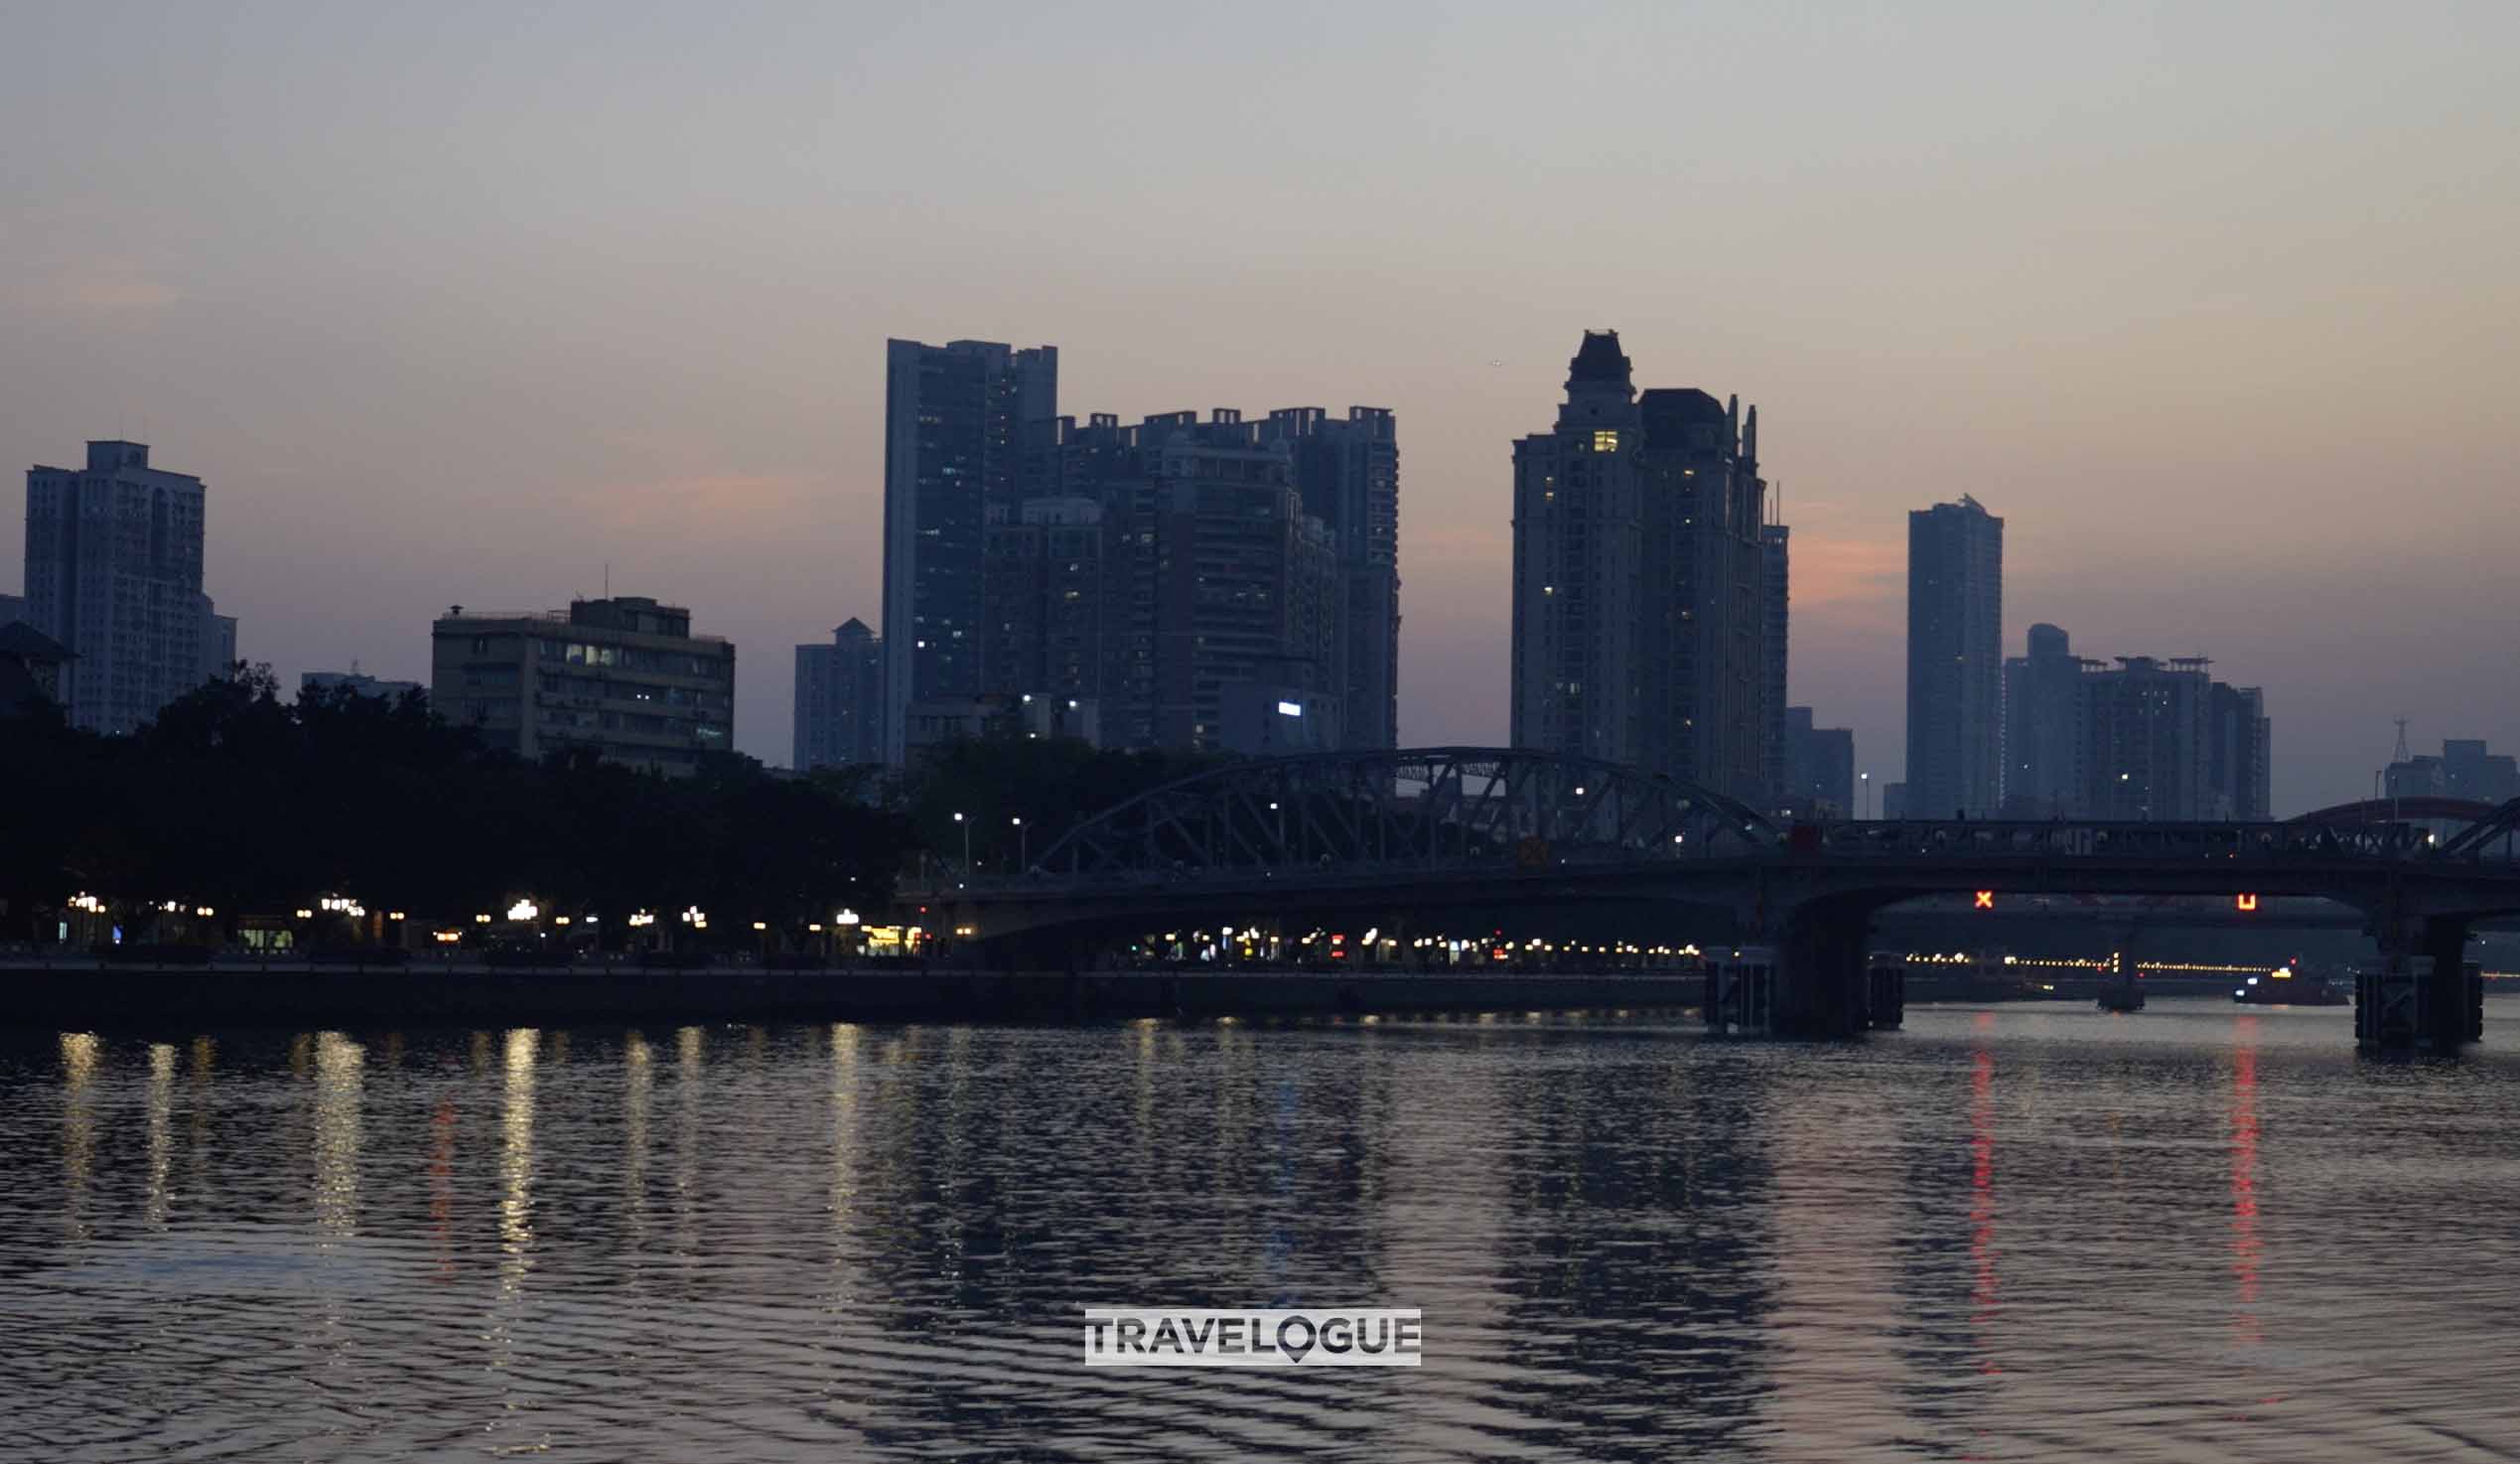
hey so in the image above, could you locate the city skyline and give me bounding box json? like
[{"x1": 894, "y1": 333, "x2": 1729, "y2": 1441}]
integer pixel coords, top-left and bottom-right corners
[{"x1": 6, "y1": 4, "x2": 2516, "y2": 812}]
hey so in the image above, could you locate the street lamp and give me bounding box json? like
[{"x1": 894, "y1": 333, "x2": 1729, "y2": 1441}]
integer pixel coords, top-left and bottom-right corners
[
  {"x1": 1860, "y1": 772, "x2": 1871, "y2": 820},
  {"x1": 953, "y1": 811, "x2": 969, "y2": 879},
  {"x1": 1011, "y1": 815, "x2": 1026, "y2": 875}
]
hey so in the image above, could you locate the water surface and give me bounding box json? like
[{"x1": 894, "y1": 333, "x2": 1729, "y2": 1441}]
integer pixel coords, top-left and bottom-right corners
[{"x1": 4, "y1": 998, "x2": 2516, "y2": 1461}]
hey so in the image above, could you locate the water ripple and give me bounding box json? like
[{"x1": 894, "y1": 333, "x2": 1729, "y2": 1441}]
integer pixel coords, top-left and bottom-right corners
[{"x1": 2, "y1": 1001, "x2": 2518, "y2": 1460}]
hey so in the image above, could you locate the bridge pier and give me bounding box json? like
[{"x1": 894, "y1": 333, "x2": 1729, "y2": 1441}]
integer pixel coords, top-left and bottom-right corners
[
  {"x1": 2358, "y1": 916, "x2": 2482, "y2": 1051},
  {"x1": 1774, "y1": 911, "x2": 1868, "y2": 1037},
  {"x1": 1706, "y1": 897, "x2": 1894, "y2": 1039},
  {"x1": 1866, "y1": 959, "x2": 1905, "y2": 1030}
]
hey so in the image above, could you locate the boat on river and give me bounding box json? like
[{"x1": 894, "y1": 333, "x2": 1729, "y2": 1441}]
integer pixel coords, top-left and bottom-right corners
[{"x1": 2233, "y1": 965, "x2": 2348, "y2": 1006}]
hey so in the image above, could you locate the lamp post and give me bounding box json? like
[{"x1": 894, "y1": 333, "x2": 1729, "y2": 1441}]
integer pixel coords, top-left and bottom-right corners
[
  {"x1": 1011, "y1": 815, "x2": 1026, "y2": 876},
  {"x1": 953, "y1": 811, "x2": 968, "y2": 883},
  {"x1": 1860, "y1": 772, "x2": 1871, "y2": 820}
]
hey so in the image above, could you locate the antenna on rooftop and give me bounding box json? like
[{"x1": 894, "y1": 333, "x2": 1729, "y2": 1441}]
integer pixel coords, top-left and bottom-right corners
[{"x1": 2392, "y1": 717, "x2": 2411, "y2": 765}]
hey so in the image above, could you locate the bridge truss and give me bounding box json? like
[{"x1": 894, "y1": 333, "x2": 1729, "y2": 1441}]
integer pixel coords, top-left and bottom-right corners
[
  {"x1": 1028, "y1": 747, "x2": 1779, "y2": 882},
  {"x1": 2437, "y1": 799, "x2": 2520, "y2": 861}
]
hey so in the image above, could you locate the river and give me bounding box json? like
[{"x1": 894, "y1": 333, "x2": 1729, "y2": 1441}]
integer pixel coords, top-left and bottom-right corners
[{"x1": 3, "y1": 997, "x2": 2516, "y2": 1461}]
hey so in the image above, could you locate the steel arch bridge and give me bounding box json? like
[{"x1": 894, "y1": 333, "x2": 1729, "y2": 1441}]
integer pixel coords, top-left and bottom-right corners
[
  {"x1": 2287, "y1": 797, "x2": 2500, "y2": 827},
  {"x1": 1028, "y1": 746, "x2": 1780, "y2": 882}
]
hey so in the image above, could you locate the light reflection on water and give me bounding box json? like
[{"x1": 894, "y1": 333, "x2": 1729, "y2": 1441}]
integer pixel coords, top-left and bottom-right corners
[{"x1": 2, "y1": 999, "x2": 2518, "y2": 1461}]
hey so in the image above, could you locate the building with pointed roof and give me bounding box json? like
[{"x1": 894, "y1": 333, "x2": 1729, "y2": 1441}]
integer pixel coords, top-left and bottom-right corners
[{"x1": 1509, "y1": 332, "x2": 1773, "y2": 802}]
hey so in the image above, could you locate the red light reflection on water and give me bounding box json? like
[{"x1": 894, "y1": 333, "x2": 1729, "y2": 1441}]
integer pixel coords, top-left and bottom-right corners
[{"x1": 2229, "y1": 1020, "x2": 2262, "y2": 1344}]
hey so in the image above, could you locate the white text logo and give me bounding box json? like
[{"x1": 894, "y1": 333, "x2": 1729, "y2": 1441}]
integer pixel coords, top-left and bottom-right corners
[{"x1": 1081, "y1": 1308, "x2": 1422, "y2": 1368}]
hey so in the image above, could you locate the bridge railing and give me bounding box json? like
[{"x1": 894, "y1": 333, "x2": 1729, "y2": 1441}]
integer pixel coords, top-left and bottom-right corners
[
  {"x1": 1809, "y1": 819, "x2": 2433, "y2": 861},
  {"x1": 952, "y1": 837, "x2": 1703, "y2": 897}
]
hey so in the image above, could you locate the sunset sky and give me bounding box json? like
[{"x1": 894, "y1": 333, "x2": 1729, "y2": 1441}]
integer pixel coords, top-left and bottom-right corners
[{"x1": 6, "y1": 1, "x2": 2514, "y2": 813}]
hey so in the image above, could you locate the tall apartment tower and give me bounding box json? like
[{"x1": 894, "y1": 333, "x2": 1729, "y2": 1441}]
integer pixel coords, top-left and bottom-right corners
[
  {"x1": 2077, "y1": 656, "x2": 2213, "y2": 820},
  {"x1": 1259, "y1": 407, "x2": 1401, "y2": 749},
  {"x1": 1760, "y1": 523, "x2": 1790, "y2": 811},
  {"x1": 981, "y1": 495, "x2": 1110, "y2": 715},
  {"x1": 794, "y1": 618, "x2": 886, "y2": 771},
  {"x1": 1512, "y1": 333, "x2": 1646, "y2": 766},
  {"x1": 1510, "y1": 332, "x2": 1769, "y2": 801},
  {"x1": 978, "y1": 410, "x2": 1343, "y2": 754},
  {"x1": 880, "y1": 338, "x2": 1058, "y2": 763},
  {"x1": 2206, "y1": 681, "x2": 2273, "y2": 819},
  {"x1": 2002, "y1": 622, "x2": 2083, "y2": 815},
  {"x1": 1905, "y1": 495, "x2": 2004, "y2": 817},
  {"x1": 1782, "y1": 705, "x2": 1856, "y2": 817},
  {"x1": 1145, "y1": 424, "x2": 1339, "y2": 751},
  {"x1": 23, "y1": 440, "x2": 213, "y2": 733}
]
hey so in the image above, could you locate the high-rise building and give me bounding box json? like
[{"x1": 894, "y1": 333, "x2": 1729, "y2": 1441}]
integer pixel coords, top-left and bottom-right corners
[
  {"x1": 23, "y1": 440, "x2": 216, "y2": 733},
  {"x1": 1637, "y1": 386, "x2": 1768, "y2": 799},
  {"x1": 2001, "y1": 622, "x2": 2082, "y2": 816},
  {"x1": 1136, "y1": 416, "x2": 1338, "y2": 752},
  {"x1": 975, "y1": 409, "x2": 1343, "y2": 754},
  {"x1": 2442, "y1": 739, "x2": 2518, "y2": 804},
  {"x1": 1760, "y1": 524, "x2": 1790, "y2": 809},
  {"x1": 981, "y1": 495, "x2": 1110, "y2": 716},
  {"x1": 880, "y1": 340, "x2": 1396, "y2": 760},
  {"x1": 0, "y1": 592, "x2": 25, "y2": 626},
  {"x1": 1781, "y1": 705, "x2": 1855, "y2": 818},
  {"x1": 1257, "y1": 407, "x2": 1401, "y2": 749},
  {"x1": 1905, "y1": 495, "x2": 2003, "y2": 817},
  {"x1": 24, "y1": 433, "x2": 218, "y2": 730},
  {"x1": 1510, "y1": 332, "x2": 1770, "y2": 802},
  {"x1": 2206, "y1": 682, "x2": 2273, "y2": 819},
  {"x1": 431, "y1": 596, "x2": 734, "y2": 775},
  {"x1": 794, "y1": 618, "x2": 886, "y2": 771},
  {"x1": 2078, "y1": 657, "x2": 2211, "y2": 820},
  {"x1": 1512, "y1": 333, "x2": 1645, "y2": 767},
  {"x1": 881, "y1": 338, "x2": 1058, "y2": 763},
  {"x1": 2387, "y1": 738, "x2": 2515, "y2": 805}
]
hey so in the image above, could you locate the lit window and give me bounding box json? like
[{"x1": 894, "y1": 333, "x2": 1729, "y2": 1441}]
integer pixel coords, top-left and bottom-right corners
[{"x1": 1593, "y1": 430, "x2": 1619, "y2": 453}]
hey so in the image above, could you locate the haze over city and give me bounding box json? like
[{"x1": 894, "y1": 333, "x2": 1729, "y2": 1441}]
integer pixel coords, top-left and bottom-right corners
[{"x1": 6, "y1": 1, "x2": 2515, "y2": 812}]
